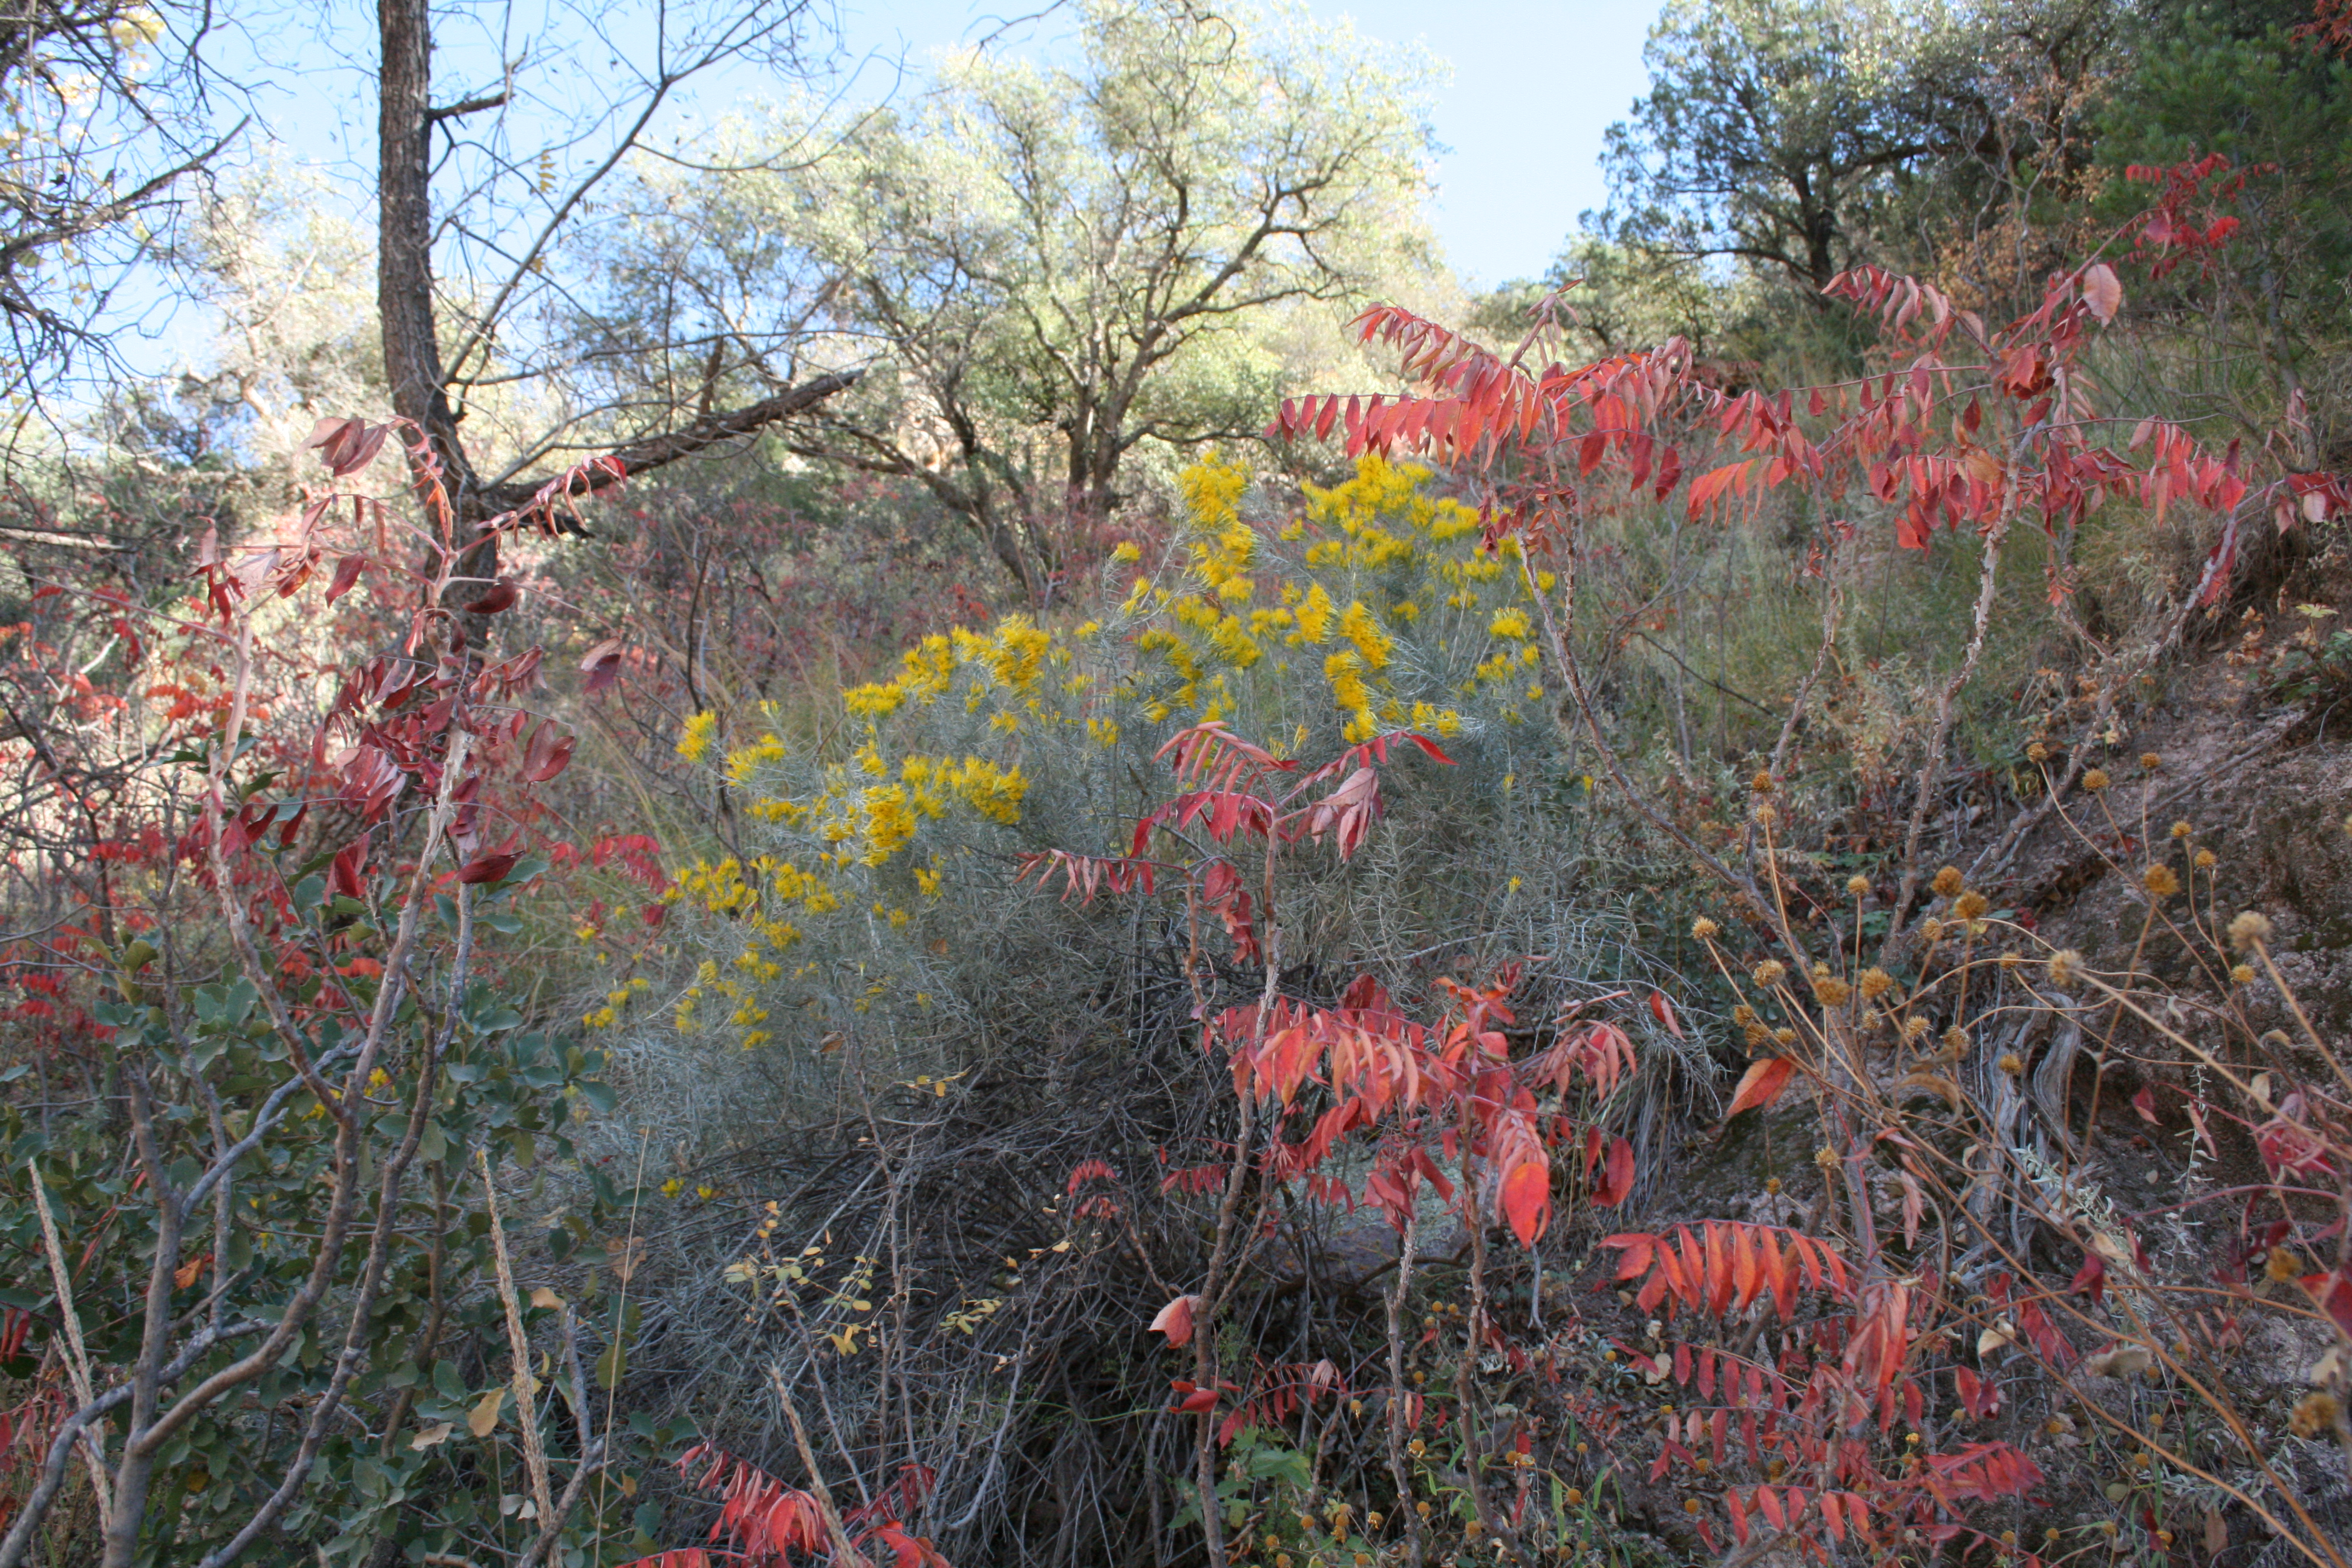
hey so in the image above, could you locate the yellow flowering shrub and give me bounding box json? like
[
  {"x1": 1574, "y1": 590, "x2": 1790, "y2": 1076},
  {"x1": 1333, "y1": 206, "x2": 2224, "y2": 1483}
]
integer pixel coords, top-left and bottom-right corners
[{"x1": 656, "y1": 451, "x2": 1562, "y2": 1054}]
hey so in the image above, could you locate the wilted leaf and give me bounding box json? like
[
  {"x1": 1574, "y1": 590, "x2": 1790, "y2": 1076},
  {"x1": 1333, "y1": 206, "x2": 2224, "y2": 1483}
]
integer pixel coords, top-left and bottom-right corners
[
  {"x1": 528, "y1": 1287, "x2": 562, "y2": 1309},
  {"x1": 410, "y1": 1422, "x2": 455, "y2": 1451},
  {"x1": 1150, "y1": 1293, "x2": 1200, "y2": 1348},
  {"x1": 580, "y1": 637, "x2": 626, "y2": 694},
  {"x1": 1893, "y1": 1071, "x2": 1961, "y2": 1111},
  {"x1": 2083, "y1": 1342, "x2": 2152, "y2": 1378},
  {"x1": 468, "y1": 1387, "x2": 506, "y2": 1438},
  {"x1": 2082, "y1": 263, "x2": 2123, "y2": 324}
]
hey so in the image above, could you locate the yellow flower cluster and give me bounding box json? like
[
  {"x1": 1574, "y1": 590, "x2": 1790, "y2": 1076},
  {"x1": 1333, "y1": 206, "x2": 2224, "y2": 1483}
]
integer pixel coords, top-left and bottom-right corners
[
  {"x1": 676, "y1": 710, "x2": 719, "y2": 762},
  {"x1": 658, "y1": 449, "x2": 1563, "y2": 1056}
]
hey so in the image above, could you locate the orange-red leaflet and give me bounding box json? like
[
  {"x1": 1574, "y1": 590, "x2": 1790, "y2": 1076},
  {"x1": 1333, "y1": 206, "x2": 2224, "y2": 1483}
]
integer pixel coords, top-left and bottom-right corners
[{"x1": 1725, "y1": 1057, "x2": 1796, "y2": 1119}]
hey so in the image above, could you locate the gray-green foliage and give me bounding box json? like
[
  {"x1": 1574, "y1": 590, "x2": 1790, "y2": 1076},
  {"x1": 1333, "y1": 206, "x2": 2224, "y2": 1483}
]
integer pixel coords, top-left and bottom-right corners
[
  {"x1": 585, "y1": 459, "x2": 1704, "y2": 1565},
  {"x1": 602, "y1": 0, "x2": 1443, "y2": 590}
]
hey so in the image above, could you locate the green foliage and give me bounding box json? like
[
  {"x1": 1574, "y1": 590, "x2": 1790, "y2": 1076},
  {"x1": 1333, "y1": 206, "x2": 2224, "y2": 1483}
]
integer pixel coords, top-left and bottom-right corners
[
  {"x1": 1593, "y1": 0, "x2": 1935, "y2": 292},
  {"x1": 609, "y1": 0, "x2": 1443, "y2": 587}
]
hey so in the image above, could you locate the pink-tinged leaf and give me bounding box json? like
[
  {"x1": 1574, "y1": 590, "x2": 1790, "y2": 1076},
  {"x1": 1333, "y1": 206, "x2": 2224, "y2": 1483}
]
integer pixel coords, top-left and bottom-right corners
[
  {"x1": 1501, "y1": 1158, "x2": 1552, "y2": 1247},
  {"x1": 1725, "y1": 1057, "x2": 1796, "y2": 1119},
  {"x1": 2082, "y1": 263, "x2": 2123, "y2": 324},
  {"x1": 326, "y1": 554, "x2": 367, "y2": 604},
  {"x1": 1400, "y1": 732, "x2": 1457, "y2": 766},
  {"x1": 1172, "y1": 1388, "x2": 1218, "y2": 1414},
  {"x1": 521, "y1": 722, "x2": 575, "y2": 783},
  {"x1": 1648, "y1": 990, "x2": 1684, "y2": 1039},
  {"x1": 466, "y1": 577, "x2": 520, "y2": 615},
  {"x1": 2071, "y1": 1250, "x2": 2106, "y2": 1304},
  {"x1": 2132, "y1": 1084, "x2": 2159, "y2": 1123},
  {"x1": 1150, "y1": 1294, "x2": 1200, "y2": 1348},
  {"x1": 580, "y1": 637, "x2": 625, "y2": 694}
]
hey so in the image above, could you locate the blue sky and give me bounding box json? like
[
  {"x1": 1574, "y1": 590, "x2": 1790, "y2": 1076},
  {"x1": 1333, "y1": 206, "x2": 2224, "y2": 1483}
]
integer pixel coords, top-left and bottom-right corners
[
  {"x1": 831, "y1": 1, "x2": 1665, "y2": 286},
  {"x1": 126, "y1": 0, "x2": 1661, "y2": 374},
  {"x1": 210, "y1": 0, "x2": 1661, "y2": 283}
]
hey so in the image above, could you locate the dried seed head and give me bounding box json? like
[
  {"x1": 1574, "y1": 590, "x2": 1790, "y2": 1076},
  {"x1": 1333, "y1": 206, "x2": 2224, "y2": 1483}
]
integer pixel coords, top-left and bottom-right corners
[
  {"x1": 2266, "y1": 1246, "x2": 2305, "y2": 1282},
  {"x1": 1753, "y1": 959, "x2": 1788, "y2": 988},
  {"x1": 1848, "y1": 874, "x2": 1871, "y2": 897},
  {"x1": 2143, "y1": 863, "x2": 2180, "y2": 898},
  {"x1": 2194, "y1": 848, "x2": 2217, "y2": 869},
  {"x1": 1954, "y1": 890, "x2": 1990, "y2": 921},
  {"x1": 1814, "y1": 1146, "x2": 1838, "y2": 1170},
  {"x1": 2082, "y1": 767, "x2": 2110, "y2": 792},
  {"x1": 1932, "y1": 865, "x2": 1965, "y2": 898},
  {"x1": 1903, "y1": 1016, "x2": 1932, "y2": 1041},
  {"x1": 1751, "y1": 770, "x2": 1774, "y2": 794},
  {"x1": 2048, "y1": 950, "x2": 2081, "y2": 986},
  {"x1": 2141, "y1": 752, "x2": 2161, "y2": 769},
  {"x1": 1753, "y1": 801, "x2": 1778, "y2": 826},
  {"x1": 2170, "y1": 820, "x2": 2192, "y2": 840},
  {"x1": 1998, "y1": 951, "x2": 2022, "y2": 970},
  {"x1": 1858, "y1": 967, "x2": 1895, "y2": 999},
  {"x1": 2027, "y1": 742, "x2": 2050, "y2": 764},
  {"x1": 1921, "y1": 917, "x2": 1945, "y2": 942},
  {"x1": 1944, "y1": 1027, "x2": 1970, "y2": 1055},
  {"x1": 1744, "y1": 1022, "x2": 1772, "y2": 1049},
  {"x1": 2290, "y1": 1391, "x2": 2341, "y2": 1439},
  {"x1": 2228, "y1": 910, "x2": 2273, "y2": 951},
  {"x1": 1764, "y1": 1177, "x2": 1782, "y2": 1195},
  {"x1": 1774, "y1": 1027, "x2": 1797, "y2": 1047},
  {"x1": 1691, "y1": 916, "x2": 1720, "y2": 940},
  {"x1": 1998, "y1": 1052, "x2": 2024, "y2": 1076},
  {"x1": 2230, "y1": 964, "x2": 2255, "y2": 985},
  {"x1": 1732, "y1": 1004, "x2": 1758, "y2": 1026},
  {"x1": 1814, "y1": 975, "x2": 1853, "y2": 1007}
]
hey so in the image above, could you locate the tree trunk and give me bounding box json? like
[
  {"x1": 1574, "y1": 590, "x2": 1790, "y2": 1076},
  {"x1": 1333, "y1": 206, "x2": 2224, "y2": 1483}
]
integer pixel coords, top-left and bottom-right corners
[{"x1": 378, "y1": 0, "x2": 487, "y2": 537}]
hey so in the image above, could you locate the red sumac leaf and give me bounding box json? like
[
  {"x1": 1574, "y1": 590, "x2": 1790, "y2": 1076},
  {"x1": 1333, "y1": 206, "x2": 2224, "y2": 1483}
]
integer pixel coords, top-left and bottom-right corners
[
  {"x1": 1648, "y1": 989, "x2": 1684, "y2": 1039},
  {"x1": 466, "y1": 578, "x2": 520, "y2": 615},
  {"x1": 1595, "y1": 1135, "x2": 1635, "y2": 1207},
  {"x1": 1501, "y1": 1158, "x2": 1551, "y2": 1247},
  {"x1": 1150, "y1": 1295, "x2": 1200, "y2": 1348},
  {"x1": 327, "y1": 554, "x2": 367, "y2": 604},
  {"x1": 457, "y1": 850, "x2": 521, "y2": 886},
  {"x1": 1725, "y1": 1057, "x2": 1796, "y2": 1119},
  {"x1": 522, "y1": 722, "x2": 576, "y2": 783},
  {"x1": 580, "y1": 637, "x2": 625, "y2": 694}
]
